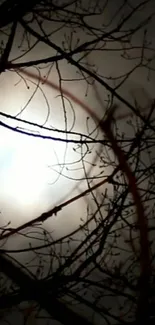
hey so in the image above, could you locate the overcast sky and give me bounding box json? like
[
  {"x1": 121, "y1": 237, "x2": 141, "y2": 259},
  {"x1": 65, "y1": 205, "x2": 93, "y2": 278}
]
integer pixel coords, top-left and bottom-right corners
[{"x1": 0, "y1": 1, "x2": 155, "y2": 324}]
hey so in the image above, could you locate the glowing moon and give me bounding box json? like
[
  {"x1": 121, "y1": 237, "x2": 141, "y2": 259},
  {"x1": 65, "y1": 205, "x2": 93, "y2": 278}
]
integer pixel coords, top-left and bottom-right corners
[{"x1": 0, "y1": 68, "x2": 102, "y2": 234}]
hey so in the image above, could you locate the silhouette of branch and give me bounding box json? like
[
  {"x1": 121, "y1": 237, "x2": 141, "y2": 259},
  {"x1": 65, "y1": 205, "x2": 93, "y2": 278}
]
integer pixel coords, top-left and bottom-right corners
[{"x1": 0, "y1": 253, "x2": 93, "y2": 325}]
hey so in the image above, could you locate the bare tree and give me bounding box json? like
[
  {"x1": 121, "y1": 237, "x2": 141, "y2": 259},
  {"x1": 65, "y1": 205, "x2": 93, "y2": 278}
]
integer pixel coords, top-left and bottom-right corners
[{"x1": 0, "y1": 0, "x2": 155, "y2": 324}]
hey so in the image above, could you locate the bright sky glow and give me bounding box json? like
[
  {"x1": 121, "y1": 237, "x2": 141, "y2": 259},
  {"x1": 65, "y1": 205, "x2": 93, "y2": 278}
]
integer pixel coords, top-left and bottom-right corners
[{"x1": 0, "y1": 68, "x2": 104, "y2": 237}]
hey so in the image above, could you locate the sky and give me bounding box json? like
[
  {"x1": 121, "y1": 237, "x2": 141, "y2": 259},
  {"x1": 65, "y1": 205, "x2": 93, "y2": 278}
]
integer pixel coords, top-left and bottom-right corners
[
  {"x1": 0, "y1": 0, "x2": 154, "y2": 237},
  {"x1": 0, "y1": 0, "x2": 155, "y2": 324}
]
